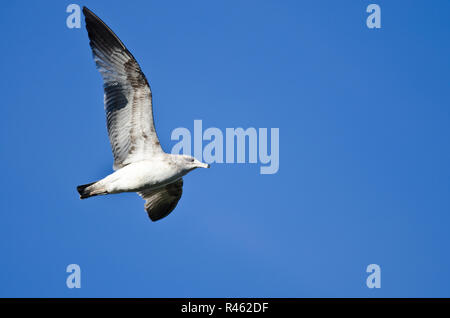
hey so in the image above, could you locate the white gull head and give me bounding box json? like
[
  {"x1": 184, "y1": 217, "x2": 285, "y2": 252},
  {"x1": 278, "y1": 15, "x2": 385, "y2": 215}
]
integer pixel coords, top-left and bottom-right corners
[{"x1": 172, "y1": 154, "x2": 210, "y2": 172}]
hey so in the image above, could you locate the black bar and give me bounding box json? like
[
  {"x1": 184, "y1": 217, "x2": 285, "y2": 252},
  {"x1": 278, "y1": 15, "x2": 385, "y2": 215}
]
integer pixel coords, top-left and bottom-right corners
[{"x1": 1, "y1": 298, "x2": 450, "y2": 314}]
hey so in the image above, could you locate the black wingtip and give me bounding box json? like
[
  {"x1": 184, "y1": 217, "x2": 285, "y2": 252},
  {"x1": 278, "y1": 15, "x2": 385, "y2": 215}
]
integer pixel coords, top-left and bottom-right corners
[
  {"x1": 82, "y1": 7, "x2": 95, "y2": 26},
  {"x1": 82, "y1": 6, "x2": 102, "y2": 24},
  {"x1": 81, "y1": 6, "x2": 129, "y2": 53},
  {"x1": 82, "y1": 6, "x2": 98, "y2": 21}
]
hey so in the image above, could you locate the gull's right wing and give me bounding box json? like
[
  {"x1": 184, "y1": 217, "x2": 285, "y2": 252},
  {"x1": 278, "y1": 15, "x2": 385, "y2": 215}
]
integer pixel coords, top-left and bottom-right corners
[{"x1": 83, "y1": 7, "x2": 163, "y2": 170}]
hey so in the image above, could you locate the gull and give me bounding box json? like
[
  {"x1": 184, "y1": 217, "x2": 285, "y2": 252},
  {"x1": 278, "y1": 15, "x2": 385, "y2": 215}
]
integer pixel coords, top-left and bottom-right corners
[{"x1": 77, "y1": 7, "x2": 209, "y2": 222}]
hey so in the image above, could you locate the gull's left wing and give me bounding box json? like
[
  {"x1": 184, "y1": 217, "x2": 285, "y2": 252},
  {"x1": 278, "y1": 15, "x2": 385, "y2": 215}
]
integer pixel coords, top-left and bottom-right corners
[{"x1": 138, "y1": 179, "x2": 184, "y2": 222}]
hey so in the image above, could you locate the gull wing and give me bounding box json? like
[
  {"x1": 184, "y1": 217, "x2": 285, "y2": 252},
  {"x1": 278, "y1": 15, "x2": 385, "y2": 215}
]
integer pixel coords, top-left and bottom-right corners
[
  {"x1": 83, "y1": 7, "x2": 163, "y2": 170},
  {"x1": 138, "y1": 179, "x2": 184, "y2": 222}
]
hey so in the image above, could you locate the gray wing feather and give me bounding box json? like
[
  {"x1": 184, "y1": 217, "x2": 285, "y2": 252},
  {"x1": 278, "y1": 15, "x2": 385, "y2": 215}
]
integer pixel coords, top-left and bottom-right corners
[
  {"x1": 83, "y1": 7, "x2": 163, "y2": 170},
  {"x1": 138, "y1": 179, "x2": 184, "y2": 222}
]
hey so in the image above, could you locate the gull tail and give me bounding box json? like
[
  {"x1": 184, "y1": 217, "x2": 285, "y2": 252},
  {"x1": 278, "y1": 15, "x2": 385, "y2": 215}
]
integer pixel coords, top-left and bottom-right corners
[{"x1": 77, "y1": 181, "x2": 106, "y2": 199}]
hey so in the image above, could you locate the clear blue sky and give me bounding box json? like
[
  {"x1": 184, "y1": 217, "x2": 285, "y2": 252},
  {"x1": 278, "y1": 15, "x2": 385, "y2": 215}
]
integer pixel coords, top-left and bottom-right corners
[{"x1": 1, "y1": 0, "x2": 449, "y2": 297}]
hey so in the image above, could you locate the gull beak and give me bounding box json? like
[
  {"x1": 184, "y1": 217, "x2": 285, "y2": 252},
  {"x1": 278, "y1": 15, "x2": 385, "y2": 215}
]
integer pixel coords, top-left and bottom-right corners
[
  {"x1": 197, "y1": 161, "x2": 210, "y2": 169},
  {"x1": 193, "y1": 158, "x2": 209, "y2": 169}
]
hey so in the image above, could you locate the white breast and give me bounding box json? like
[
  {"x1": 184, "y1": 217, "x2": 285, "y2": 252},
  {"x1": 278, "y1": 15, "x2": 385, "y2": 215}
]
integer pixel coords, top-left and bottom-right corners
[{"x1": 101, "y1": 159, "x2": 181, "y2": 193}]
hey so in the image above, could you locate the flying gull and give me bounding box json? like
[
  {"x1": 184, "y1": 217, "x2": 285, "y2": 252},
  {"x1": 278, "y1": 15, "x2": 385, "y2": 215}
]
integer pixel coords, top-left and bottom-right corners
[{"x1": 77, "y1": 7, "x2": 209, "y2": 221}]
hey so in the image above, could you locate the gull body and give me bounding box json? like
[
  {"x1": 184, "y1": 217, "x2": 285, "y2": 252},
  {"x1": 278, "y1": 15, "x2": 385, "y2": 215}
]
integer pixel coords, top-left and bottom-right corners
[
  {"x1": 93, "y1": 156, "x2": 208, "y2": 195},
  {"x1": 77, "y1": 7, "x2": 209, "y2": 221}
]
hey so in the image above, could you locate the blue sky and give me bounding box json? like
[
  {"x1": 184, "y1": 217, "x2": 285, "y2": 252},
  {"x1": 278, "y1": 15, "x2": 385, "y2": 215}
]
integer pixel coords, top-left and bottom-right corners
[{"x1": 0, "y1": 0, "x2": 449, "y2": 297}]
